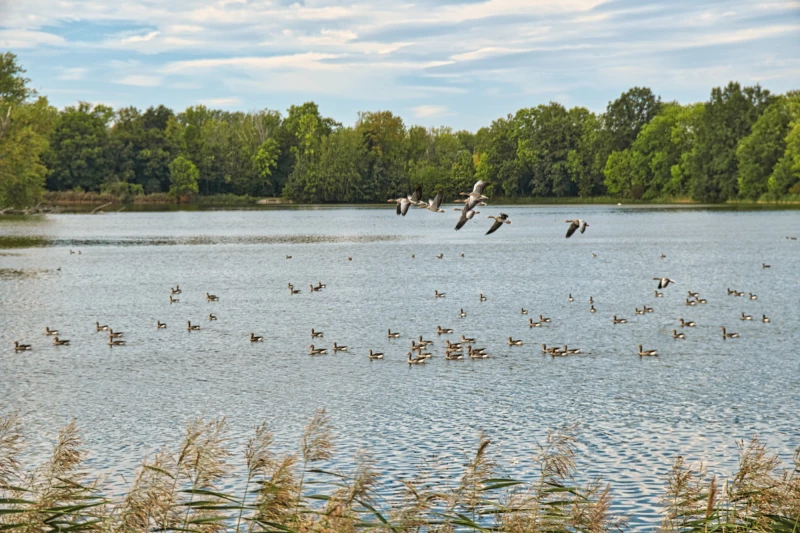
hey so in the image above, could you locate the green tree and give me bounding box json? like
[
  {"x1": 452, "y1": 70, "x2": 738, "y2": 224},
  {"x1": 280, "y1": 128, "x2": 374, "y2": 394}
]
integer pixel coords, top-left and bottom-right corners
[
  {"x1": 605, "y1": 87, "x2": 663, "y2": 153},
  {"x1": 603, "y1": 149, "x2": 633, "y2": 197},
  {"x1": 566, "y1": 108, "x2": 605, "y2": 197},
  {"x1": 737, "y1": 95, "x2": 793, "y2": 200},
  {"x1": 767, "y1": 94, "x2": 800, "y2": 197},
  {"x1": 168, "y1": 155, "x2": 199, "y2": 200}
]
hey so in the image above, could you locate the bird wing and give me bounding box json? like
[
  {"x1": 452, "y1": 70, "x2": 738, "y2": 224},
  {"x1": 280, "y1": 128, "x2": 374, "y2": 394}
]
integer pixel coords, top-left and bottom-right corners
[
  {"x1": 486, "y1": 219, "x2": 503, "y2": 235},
  {"x1": 410, "y1": 186, "x2": 422, "y2": 204},
  {"x1": 579, "y1": 221, "x2": 588, "y2": 233},
  {"x1": 473, "y1": 180, "x2": 487, "y2": 195},
  {"x1": 565, "y1": 220, "x2": 579, "y2": 238},
  {"x1": 432, "y1": 189, "x2": 444, "y2": 209},
  {"x1": 455, "y1": 212, "x2": 469, "y2": 230},
  {"x1": 396, "y1": 202, "x2": 402, "y2": 215},
  {"x1": 400, "y1": 200, "x2": 411, "y2": 216}
]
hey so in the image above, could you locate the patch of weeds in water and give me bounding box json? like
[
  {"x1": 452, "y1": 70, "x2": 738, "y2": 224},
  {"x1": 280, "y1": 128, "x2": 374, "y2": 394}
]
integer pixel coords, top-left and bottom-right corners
[{"x1": 0, "y1": 235, "x2": 50, "y2": 249}]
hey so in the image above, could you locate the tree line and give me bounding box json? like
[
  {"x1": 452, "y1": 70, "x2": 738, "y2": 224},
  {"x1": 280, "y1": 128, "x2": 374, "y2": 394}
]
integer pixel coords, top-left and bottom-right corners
[{"x1": 1, "y1": 51, "x2": 799, "y2": 208}]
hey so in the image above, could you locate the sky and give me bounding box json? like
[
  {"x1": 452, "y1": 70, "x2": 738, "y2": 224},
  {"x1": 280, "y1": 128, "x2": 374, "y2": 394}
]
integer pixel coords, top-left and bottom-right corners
[{"x1": 1, "y1": 0, "x2": 799, "y2": 131}]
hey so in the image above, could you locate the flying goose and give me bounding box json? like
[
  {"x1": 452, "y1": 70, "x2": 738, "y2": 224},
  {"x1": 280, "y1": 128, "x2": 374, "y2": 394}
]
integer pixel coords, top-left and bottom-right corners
[
  {"x1": 389, "y1": 186, "x2": 423, "y2": 216},
  {"x1": 95, "y1": 322, "x2": 109, "y2": 331},
  {"x1": 565, "y1": 219, "x2": 589, "y2": 238},
  {"x1": 387, "y1": 329, "x2": 400, "y2": 338},
  {"x1": 740, "y1": 312, "x2": 752, "y2": 321},
  {"x1": 250, "y1": 333, "x2": 264, "y2": 342},
  {"x1": 762, "y1": 314, "x2": 771, "y2": 323},
  {"x1": 479, "y1": 293, "x2": 487, "y2": 301},
  {"x1": 459, "y1": 308, "x2": 467, "y2": 318},
  {"x1": 654, "y1": 277, "x2": 675, "y2": 289},
  {"x1": 434, "y1": 290, "x2": 446, "y2": 298},
  {"x1": 187, "y1": 321, "x2": 200, "y2": 331},
  {"x1": 108, "y1": 339, "x2": 126, "y2": 346},
  {"x1": 457, "y1": 180, "x2": 490, "y2": 209},
  {"x1": 672, "y1": 330, "x2": 685, "y2": 339},
  {"x1": 436, "y1": 326, "x2": 453, "y2": 335},
  {"x1": 311, "y1": 328, "x2": 323, "y2": 338},
  {"x1": 53, "y1": 337, "x2": 70, "y2": 346},
  {"x1": 425, "y1": 190, "x2": 446, "y2": 213},
  {"x1": 637, "y1": 345, "x2": 658, "y2": 356},
  {"x1": 721, "y1": 327, "x2": 739, "y2": 339},
  {"x1": 14, "y1": 341, "x2": 32, "y2": 351},
  {"x1": 454, "y1": 205, "x2": 480, "y2": 230},
  {"x1": 157, "y1": 321, "x2": 167, "y2": 329},
  {"x1": 309, "y1": 345, "x2": 327, "y2": 355},
  {"x1": 521, "y1": 308, "x2": 528, "y2": 315},
  {"x1": 508, "y1": 337, "x2": 523, "y2": 346},
  {"x1": 369, "y1": 350, "x2": 384, "y2": 360},
  {"x1": 539, "y1": 315, "x2": 551, "y2": 323},
  {"x1": 206, "y1": 293, "x2": 219, "y2": 301},
  {"x1": 486, "y1": 213, "x2": 511, "y2": 235},
  {"x1": 45, "y1": 327, "x2": 59, "y2": 336},
  {"x1": 209, "y1": 313, "x2": 217, "y2": 321},
  {"x1": 333, "y1": 342, "x2": 348, "y2": 352},
  {"x1": 679, "y1": 318, "x2": 696, "y2": 327},
  {"x1": 612, "y1": 315, "x2": 627, "y2": 324},
  {"x1": 407, "y1": 352, "x2": 426, "y2": 364}
]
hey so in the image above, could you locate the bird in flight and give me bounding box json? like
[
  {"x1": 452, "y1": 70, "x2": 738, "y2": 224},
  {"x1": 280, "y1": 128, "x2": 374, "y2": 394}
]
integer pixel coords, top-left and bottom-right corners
[
  {"x1": 486, "y1": 213, "x2": 511, "y2": 235},
  {"x1": 565, "y1": 219, "x2": 589, "y2": 238},
  {"x1": 653, "y1": 277, "x2": 675, "y2": 289}
]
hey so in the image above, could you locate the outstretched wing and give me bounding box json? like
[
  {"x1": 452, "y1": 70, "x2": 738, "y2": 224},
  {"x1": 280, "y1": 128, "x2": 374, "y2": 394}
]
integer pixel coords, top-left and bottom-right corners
[
  {"x1": 400, "y1": 200, "x2": 411, "y2": 216},
  {"x1": 486, "y1": 219, "x2": 503, "y2": 235},
  {"x1": 473, "y1": 180, "x2": 487, "y2": 195},
  {"x1": 396, "y1": 202, "x2": 402, "y2": 215},
  {"x1": 565, "y1": 220, "x2": 579, "y2": 238},
  {"x1": 455, "y1": 211, "x2": 469, "y2": 230},
  {"x1": 410, "y1": 186, "x2": 422, "y2": 204},
  {"x1": 432, "y1": 189, "x2": 444, "y2": 209},
  {"x1": 579, "y1": 220, "x2": 588, "y2": 234}
]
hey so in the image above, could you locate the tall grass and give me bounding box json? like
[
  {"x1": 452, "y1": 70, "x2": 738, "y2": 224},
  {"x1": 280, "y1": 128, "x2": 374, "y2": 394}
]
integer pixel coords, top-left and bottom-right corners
[{"x1": 1, "y1": 411, "x2": 797, "y2": 532}]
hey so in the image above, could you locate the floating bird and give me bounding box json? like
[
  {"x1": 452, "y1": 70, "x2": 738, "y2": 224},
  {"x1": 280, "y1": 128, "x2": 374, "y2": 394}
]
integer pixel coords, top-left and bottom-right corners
[
  {"x1": 644, "y1": 305, "x2": 654, "y2": 313},
  {"x1": 459, "y1": 308, "x2": 467, "y2": 318},
  {"x1": 660, "y1": 254, "x2": 666, "y2": 259},
  {"x1": 424, "y1": 190, "x2": 446, "y2": 213},
  {"x1": 461, "y1": 334, "x2": 476, "y2": 343},
  {"x1": 672, "y1": 330, "x2": 685, "y2": 339},
  {"x1": 108, "y1": 339, "x2": 126, "y2": 346},
  {"x1": 479, "y1": 293, "x2": 487, "y2": 301},
  {"x1": 436, "y1": 326, "x2": 453, "y2": 335},
  {"x1": 637, "y1": 345, "x2": 658, "y2": 357},
  {"x1": 206, "y1": 293, "x2": 219, "y2": 301},
  {"x1": 696, "y1": 297, "x2": 707, "y2": 304},
  {"x1": 539, "y1": 315, "x2": 551, "y2": 323},
  {"x1": 445, "y1": 352, "x2": 464, "y2": 360},
  {"x1": 679, "y1": 318, "x2": 696, "y2": 327},
  {"x1": 333, "y1": 343, "x2": 348, "y2": 352},
  {"x1": 309, "y1": 345, "x2": 327, "y2": 355},
  {"x1": 565, "y1": 219, "x2": 589, "y2": 238},
  {"x1": 157, "y1": 321, "x2": 167, "y2": 329},
  {"x1": 407, "y1": 352, "x2": 426, "y2": 364},
  {"x1": 521, "y1": 308, "x2": 528, "y2": 315},
  {"x1": 53, "y1": 337, "x2": 70, "y2": 346},
  {"x1": 209, "y1": 313, "x2": 217, "y2": 321},
  {"x1": 486, "y1": 213, "x2": 511, "y2": 235},
  {"x1": 45, "y1": 327, "x2": 58, "y2": 336},
  {"x1": 290, "y1": 287, "x2": 301, "y2": 295},
  {"x1": 749, "y1": 293, "x2": 758, "y2": 300},
  {"x1": 445, "y1": 340, "x2": 462, "y2": 350},
  {"x1": 311, "y1": 328, "x2": 323, "y2": 338},
  {"x1": 286, "y1": 255, "x2": 292, "y2": 259},
  {"x1": 468, "y1": 346, "x2": 490, "y2": 359},
  {"x1": 721, "y1": 327, "x2": 739, "y2": 339},
  {"x1": 590, "y1": 305, "x2": 596, "y2": 313},
  {"x1": 688, "y1": 291, "x2": 699, "y2": 298},
  {"x1": 654, "y1": 277, "x2": 675, "y2": 289},
  {"x1": 171, "y1": 286, "x2": 181, "y2": 295},
  {"x1": 369, "y1": 350, "x2": 384, "y2": 360},
  {"x1": 436, "y1": 253, "x2": 444, "y2": 259},
  {"x1": 563, "y1": 345, "x2": 583, "y2": 354},
  {"x1": 250, "y1": 333, "x2": 264, "y2": 342},
  {"x1": 418, "y1": 335, "x2": 433, "y2": 346},
  {"x1": 568, "y1": 294, "x2": 574, "y2": 302},
  {"x1": 685, "y1": 298, "x2": 697, "y2": 306},
  {"x1": 108, "y1": 329, "x2": 124, "y2": 338},
  {"x1": 95, "y1": 322, "x2": 109, "y2": 332},
  {"x1": 310, "y1": 284, "x2": 322, "y2": 292},
  {"x1": 762, "y1": 314, "x2": 771, "y2": 323},
  {"x1": 14, "y1": 341, "x2": 32, "y2": 351},
  {"x1": 613, "y1": 315, "x2": 627, "y2": 324},
  {"x1": 434, "y1": 290, "x2": 446, "y2": 298},
  {"x1": 762, "y1": 263, "x2": 770, "y2": 269},
  {"x1": 635, "y1": 307, "x2": 645, "y2": 315},
  {"x1": 654, "y1": 291, "x2": 663, "y2": 298},
  {"x1": 387, "y1": 329, "x2": 401, "y2": 338},
  {"x1": 740, "y1": 312, "x2": 752, "y2": 321},
  {"x1": 170, "y1": 295, "x2": 179, "y2": 304},
  {"x1": 187, "y1": 321, "x2": 200, "y2": 331},
  {"x1": 508, "y1": 337, "x2": 523, "y2": 346},
  {"x1": 529, "y1": 318, "x2": 542, "y2": 328}
]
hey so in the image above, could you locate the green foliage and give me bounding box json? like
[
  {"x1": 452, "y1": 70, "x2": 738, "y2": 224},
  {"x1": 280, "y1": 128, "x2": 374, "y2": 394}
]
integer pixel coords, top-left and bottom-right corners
[
  {"x1": 605, "y1": 86, "x2": 663, "y2": 153},
  {"x1": 168, "y1": 155, "x2": 199, "y2": 199},
  {"x1": 0, "y1": 52, "x2": 33, "y2": 105}
]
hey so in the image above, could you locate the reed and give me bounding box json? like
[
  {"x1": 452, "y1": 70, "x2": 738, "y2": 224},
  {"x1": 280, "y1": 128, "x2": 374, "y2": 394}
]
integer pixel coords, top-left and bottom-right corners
[{"x1": 1, "y1": 411, "x2": 797, "y2": 532}]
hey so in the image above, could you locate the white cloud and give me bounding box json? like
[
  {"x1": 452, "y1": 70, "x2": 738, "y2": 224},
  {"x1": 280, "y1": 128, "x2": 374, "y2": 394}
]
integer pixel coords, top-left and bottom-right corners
[
  {"x1": 0, "y1": 29, "x2": 65, "y2": 48},
  {"x1": 411, "y1": 105, "x2": 450, "y2": 118},
  {"x1": 121, "y1": 31, "x2": 160, "y2": 44},
  {"x1": 115, "y1": 75, "x2": 163, "y2": 87},
  {"x1": 162, "y1": 53, "x2": 342, "y2": 74},
  {"x1": 198, "y1": 97, "x2": 241, "y2": 107},
  {"x1": 58, "y1": 67, "x2": 88, "y2": 81}
]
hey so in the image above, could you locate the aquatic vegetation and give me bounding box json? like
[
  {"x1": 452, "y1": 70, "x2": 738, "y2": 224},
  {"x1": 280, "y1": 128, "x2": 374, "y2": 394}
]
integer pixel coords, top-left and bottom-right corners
[{"x1": 1, "y1": 411, "x2": 797, "y2": 532}]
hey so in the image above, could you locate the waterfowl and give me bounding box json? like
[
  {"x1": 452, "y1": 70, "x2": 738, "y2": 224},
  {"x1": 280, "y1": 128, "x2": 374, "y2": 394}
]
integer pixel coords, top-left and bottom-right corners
[
  {"x1": 635, "y1": 307, "x2": 645, "y2": 315},
  {"x1": 445, "y1": 347, "x2": 463, "y2": 356},
  {"x1": 387, "y1": 329, "x2": 401, "y2": 338},
  {"x1": 643, "y1": 305, "x2": 654, "y2": 313},
  {"x1": 529, "y1": 318, "x2": 542, "y2": 327},
  {"x1": 457, "y1": 180, "x2": 489, "y2": 206},
  {"x1": 333, "y1": 342, "x2": 348, "y2": 352},
  {"x1": 672, "y1": 330, "x2": 685, "y2": 339},
  {"x1": 14, "y1": 341, "x2": 32, "y2": 351},
  {"x1": 590, "y1": 305, "x2": 596, "y2": 313},
  {"x1": 539, "y1": 315, "x2": 551, "y2": 323},
  {"x1": 685, "y1": 298, "x2": 697, "y2": 306},
  {"x1": 612, "y1": 315, "x2": 627, "y2": 324},
  {"x1": 762, "y1": 314, "x2": 771, "y2": 323},
  {"x1": 69, "y1": 249, "x2": 74, "y2": 254},
  {"x1": 157, "y1": 321, "x2": 167, "y2": 329},
  {"x1": 286, "y1": 255, "x2": 292, "y2": 259},
  {"x1": 53, "y1": 337, "x2": 70, "y2": 345},
  {"x1": 461, "y1": 334, "x2": 476, "y2": 343},
  {"x1": 740, "y1": 312, "x2": 752, "y2": 321},
  {"x1": 468, "y1": 346, "x2": 489, "y2": 359},
  {"x1": 290, "y1": 287, "x2": 301, "y2": 295},
  {"x1": 434, "y1": 290, "x2": 446, "y2": 298},
  {"x1": 762, "y1": 263, "x2": 770, "y2": 269},
  {"x1": 309, "y1": 345, "x2": 327, "y2": 355},
  {"x1": 310, "y1": 284, "x2": 322, "y2": 292},
  {"x1": 679, "y1": 318, "x2": 696, "y2": 327},
  {"x1": 660, "y1": 254, "x2": 666, "y2": 259},
  {"x1": 108, "y1": 329, "x2": 124, "y2": 338},
  {"x1": 696, "y1": 297, "x2": 708, "y2": 304},
  {"x1": 486, "y1": 213, "x2": 511, "y2": 235},
  {"x1": 108, "y1": 339, "x2": 126, "y2": 346},
  {"x1": 389, "y1": 186, "x2": 423, "y2": 216},
  {"x1": 250, "y1": 333, "x2": 264, "y2": 342},
  {"x1": 562, "y1": 345, "x2": 583, "y2": 354},
  {"x1": 206, "y1": 293, "x2": 219, "y2": 301},
  {"x1": 592, "y1": 253, "x2": 597, "y2": 258},
  {"x1": 95, "y1": 322, "x2": 109, "y2": 331},
  {"x1": 460, "y1": 253, "x2": 465, "y2": 258},
  {"x1": 187, "y1": 321, "x2": 201, "y2": 331},
  {"x1": 688, "y1": 291, "x2": 699, "y2": 298},
  {"x1": 454, "y1": 205, "x2": 480, "y2": 230},
  {"x1": 588, "y1": 297, "x2": 594, "y2": 304},
  {"x1": 424, "y1": 190, "x2": 446, "y2": 213},
  {"x1": 171, "y1": 286, "x2": 181, "y2": 295},
  {"x1": 521, "y1": 308, "x2": 528, "y2": 315},
  {"x1": 654, "y1": 277, "x2": 675, "y2": 289},
  {"x1": 568, "y1": 294, "x2": 574, "y2": 302},
  {"x1": 654, "y1": 291, "x2": 663, "y2": 298},
  {"x1": 317, "y1": 282, "x2": 327, "y2": 289},
  {"x1": 411, "y1": 254, "x2": 415, "y2": 259},
  {"x1": 749, "y1": 293, "x2": 758, "y2": 300},
  {"x1": 637, "y1": 345, "x2": 658, "y2": 356},
  {"x1": 311, "y1": 328, "x2": 323, "y2": 338},
  {"x1": 407, "y1": 352, "x2": 426, "y2": 364},
  {"x1": 735, "y1": 291, "x2": 745, "y2": 297},
  {"x1": 508, "y1": 337, "x2": 523, "y2": 346},
  {"x1": 348, "y1": 257, "x2": 353, "y2": 261},
  {"x1": 45, "y1": 327, "x2": 58, "y2": 336},
  {"x1": 564, "y1": 219, "x2": 589, "y2": 238},
  {"x1": 209, "y1": 313, "x2": 217, "y2": 321},
  {"x1": 436, "y1": 326, "x2": 454, "y2": 335},
  {"x1": 418, "y1": 335, "x2": 433, "y2": 346},
  {"x1": 459, "y1": 308, "x2": 467, "y2": 318},
  {"x1": 170, "y1": 295, "x2": 179, "y2": 304},
  {"x1": 721, "y1": 327, "x2": 739, "y2": 339},
  {"x1": 445, "y1": 340, "x2": 462, "y2": 350},
  {"x1": 549, "y1": 347, "x2": 568, "y2": 357},
  {"x1": 541, "y1": 344, "x2": 553, "y2": 354},
  {"x1": 369, "y1": 350, "x2": 384, "y2": 360},
  {"x1": 445, "y1": 352, "x2": 464, "y2": 360},
  {"x1": 479, "y1": 293, "x2": 487, "y2": 301}
]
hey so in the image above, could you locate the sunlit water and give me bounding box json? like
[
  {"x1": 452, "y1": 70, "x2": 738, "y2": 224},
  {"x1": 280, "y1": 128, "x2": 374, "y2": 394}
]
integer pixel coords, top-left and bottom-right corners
[{"x1": 1, "y1": 206, "x2": 799, "y2": 529}]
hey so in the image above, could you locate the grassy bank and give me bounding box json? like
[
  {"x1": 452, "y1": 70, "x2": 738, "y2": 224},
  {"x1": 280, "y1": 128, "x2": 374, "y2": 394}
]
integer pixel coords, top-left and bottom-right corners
[{"x1": 1, "y1": 410, "x2": 798, "y2": 532}]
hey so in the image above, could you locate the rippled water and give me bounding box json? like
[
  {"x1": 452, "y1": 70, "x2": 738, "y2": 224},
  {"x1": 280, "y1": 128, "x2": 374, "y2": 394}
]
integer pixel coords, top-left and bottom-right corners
[{"x1": 1, "y1": 206, "x2": 799, "y2": 529}]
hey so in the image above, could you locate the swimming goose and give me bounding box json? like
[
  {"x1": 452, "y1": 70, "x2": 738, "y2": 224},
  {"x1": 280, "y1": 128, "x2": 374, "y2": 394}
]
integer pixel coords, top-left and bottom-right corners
[
  {"x1": 309, "y1": 345, "x2": 327, "y2": 355},
  {"x1": 461, "y1": 334, "x2": 476, "y2": 343},
  {"x1": 310, "y1": 284, "x2": 322, "y2": 292},
  {"x1": 171, "y1": 286, "x2": 182, "y2": 295},
  {"x1": 45, "y1": 327, "x2": 59, "y2": 336},
  {"x1": 685, "y1": 298, "x2": 697, "y2": 306},
  {"x1": 740, "y1": 312, "x2": 752, "y2": 321},
  {"x1": 612, "y1": 315, "x2": 627, "y2": 324},
  {"x1": 762, "y1": 263, "x2": 770, "y2": 269},
  {"x1": 541, "y1": 344, "x2": 554, "y2": 354},
  {"x1": 635, "y1": 307, "x2": 645, "y2": 315},
  {"x1": 445, "y1": 347, "x2": 463, "y2": 356},
  {"x1": 387, "y1": 329, "x2": 401, "y2": 338},
  {"x1": 53, "y1": 337, "x2": 70, "y2": 346},
  {"x1": 209, "y1": 313, "x2": 217, "y2": 321},
  {"x1": 434, "y1": 290, "x2": 446, "y2": 298},
  {"x1": 108, "y1": 339, "x2": 126, "y2": 346},
  {"x1": 644, "y1": 305, "x2": 654, "y2": 313},
  {"x1": 206, "y1": 293, "x2": 219, "y2": 301},
  {"x1": 333, "y1": 343, "x2": 348, "y2": 352},
  {"x1": 654, "y1": 291, "x2": 663, "y2": 298},
  {"x1": 286, "y1": 255, "x2": 292, "y2": 259},
  {"x1": 108, "y1": 329, "x2": 124, "y2": 338},
  {"x1": 592, "y1": 253, "x2": 597, "y2": 258},
  {"x1": 170, "y1": 295, "x2": 179, "y2": 304},
  {"x1": 311, "y1": 328, "x2": 323, "y2": 338},
  {"x1": 521, "y1": 308, "x2": 528, "y2": 315},
  {"x1": 727, "y1": 288, "x2": 735, "y2": 295},
  {"x1": 468, "y1": 346, "x2": 490, "y2": 359},
  {"x1": 479, "y1": 293, "x2": 487, "y2": 301},
  {"x1": 436, "y1": 326, "x2": 453, "y2": 335},
  {"x1": 696, "y1": 297, "x2": 708, "y2": 304},
  {"x1": 454, "y1": 205, "x2": 480, "y2": 230},
  {"x1": 157, "y1": 321, "x2": 167, "y2": 329},
  {"x1": 568, "y1": 294, "x2": 574, "y2": 302},
  {"x1": 688, "y1": 291, "x2": 699, "y2": 298},
  {"x1": 529, "y1": 318, "x2": 542, "y2": 327},
  {"x1": 348, "y1": 257, "x2": 353, "y2": 261},
  {"x1": 418, "y1": 335, "x2": 433, "y2": 346},
  {"x1": 564, "y1": 219, "x2": 589, "y2": 238},
  {"x1": 562, "y1": 345, "x2": 583, "y2": 354},
  {"x1": 369, "y1": 350, "x2": 384, "y2": 360},
  {"x1": 672, "y1": 330, "x2": 686, "y2": 339},
  {"x1": 290, "y1": 287, "x2": 301, "y2": 295},
  {"x1": 317, "y1": 282, "x2": 327, "y2": 289},
  {"x1": 69, "y1": 249, "x2": 74, "y2": 254},
  {"x1": 410, "y1": 341, "x2": 423, "y2": 352},
  {"x1": 735, "y1": 291, "x2": 745, "y2": 297},
  {"x1": 445, "y1": 340, "x2": 462, "y2": 350},
  {"x1": 549, "y1": 347, "x2": 568, "y2": 357},
  {"x1": 720, "y1": 327, "x2": 739, "y2": 339},
  {"x1": 653, "y1": 277, "x2": 675, "y2": 289},
  {"x1": 459, "y1": 308, "x2": 467, "y2": 318},
  {"x1": 95, "y1": 322, "x2": 109, "y2": 332},
  {"x1": 588, "y1": 297, "x2": 594, "y2": 304},
  {"x1": 407, "y1": 352, "x2": 426, "y2": 364},
  {"x1": 749, "y1": 293, "x2": 757, "y2": 300},
  {"x1": 762, "y1": 314, "x2": 771, "y2": 323},
  {"x1": 14, "y1": 341, "x2": 32, "y2": 351},
  {"x1": 637, "y1": 345, "x2": 658, "y2": 357},
  {"x1": 486, "y1": 213, "x2": 511, "y2": 235},
  {"x1": 250, "y1": 333, "x2": 264, "y2": 342},
  {"x1": 590, "y1": 305, "x2": 596, "y2": 313},
  {"x1": 508, "y1": 337, "x2": 523, "y2": 346},
  {"x1": 539, "y1": 315, "x2": 551, "y2": 323},
  {"x1": 424, "y1": 190, "x2": 446, "y2": 213},
  {"x1": 660, "y1": 254, "x2": 666, "y2": 259},
  {"x1": 187, "y1": 321, "x2": 200, "y2": 331},
  {"x1": 445, "y1": 352, "x2": 464, "y2": 360},
  {"x1": 679, "y1": 318, "x2": 696, "y2": 327}
]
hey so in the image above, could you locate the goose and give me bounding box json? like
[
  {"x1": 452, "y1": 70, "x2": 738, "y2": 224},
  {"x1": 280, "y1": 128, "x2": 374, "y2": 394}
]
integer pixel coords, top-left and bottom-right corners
[
  {"x1": 436, "y1": 253, "x2": 444, "y2": 259},
  {"x1": 461, "y1": 253, "x2": 465, "y2": 258},
  {"x1": 418, "y1": 335, "x2": 433, "y2": 346},
  {"x1": 592, "y1": 253, "x2": 597, "y2": 258},
  {"x1": 410, "y1": 340, "x2": 423, "y2": 352},
  {"x1": 637, "y1": 345, "x2": 658, "y2": 357},
  {"x1": 311, "y1": 328, "x2": 323, "y2": 338},
  {"x1": 635, "y1": 307, "x2": 645, "y2": 315},
  {"x1": 445, "y1": 352, "x2": 464, "y2": 360},
  {"x1": 685, "y1": 298, "x2": 697, "y2": 306},
  {"x1": 108, "y1": 339, "x2": 126, "y2": 346},
  {"x1": 612, "y1": 315, "x2": 627, "y2": 324},
  {"x1": 468, "y1": 346, "x2": 490, "y2": 359},
  {"x1": 459, "y1": 308, "x2": 467, "y2": 318},
  {"x1": 333, "y1": 342, "x2": 348, "y2": 352},
  {"x1": 564, "y1": 219, "x2": 589, "y2": 238},
  {"x1": 654, "y1": 291, "x2": 663, "y2": 298},
  {"x1": 762, "y1": 263, "x2": 770, "y2": 269},
  {"x1": 206, "y1": 293, "x2": 219, "y2": 301},
  {"x1": 567, "y1": 294, "x2": 574, "y2": 302},
  {"x1": 171, "y1": 286, "x2": 182, "y2": 295},
  {"x1": 310, "y1": 284, "x2": 322, "y2": 292},
  {"x1": 434, "y1": 290, "x2": 446, "y2": 298},
  {"x1": 454, "y1": 205, "x2": 480, "y2": 230},
  {"x1": 108, "y1": 329, "x2": 124, "y2": 338},
  {"x1": 14, "y1": 341, "x2": 32, "y2": 351},
  {"x1": 588, "y1": 297, "x2": 594, "y2": 304},
  {"x1": 309, "y1": 345, "x2": 327, "y2": 355},
  {"x1": 389, "y1": 186, "x2": 423, "y2": 216},
  {"x1": 721, "y1": 327, "x2": 739, "y2": 339},
  {"x1": 672, "y1": 330, "x2": 686, "y2": 339},
  {"x1": 69, "y1": 249, "x2": 74, "y2": 254},
  {"x1": 727, "y1": 288, "x2": 735, "y2": 295},
  {"x1": 762, "y1": 314, "x2": 771, "y2": 323},
  {"x1": 187, "y1": 321, "x2": 201, "y2": 331},
  {"x1": 369, "y1": 350, "x2": 384, "y2": 360},
  {"x1": 735, "y1": 291, "x2": 745, "y2": 297},
  {"x1": 688, "y1": 291, "x2": 699, "y2": 298},
  {"x1": 590, "y1": 305, "x2": 596, "y2": 313},
  {"x1": 45, "y1": 327, "x2": 59, "y2": 336},
  {"x1": 170, "y1": 295, "x2": 179, "y2": 304},
  {"x1": 550, "y1": 347, "x2": 568, "y2": 357},
  {"x1": 417, "y1": 351, "x2": 433, "y2": 359},
  {"x1": 541, "y1": 343, "x2": 554, "y2": 354},
  {"x1": 529, "y1": 318, "x2": 542, "y2": 327},
  {"x1": 317, "y1": 281, "x2": 327, "y2": 289},
  {"x1": 749, "y1": 293, "x2": 757, "y2": 300},
  {"x1": 387, "y1": 329, "x2": 401, "y2": 338},
  {"x1": 286, "y1": 255, "x2": 292, "y2": 259},
  {"x1": 424, "y1": 190, "x2": 446, "y2": 213},
  {"x1": 696, "y1": 297, "x2": 708, "y2": 304},
  {"x1": 436, "y1": 326, "x2": 453, "y2": 335},
  {"x1": 486, "y1": 213, "x2": 511, "y2": 235},
  {"x1": 644, "y1": 305, "x2": 654, "y2": 313},
  {"x1": 521, "y1": 308, "x2": 528, "y2": 315},
  {"x1": 445, "y1": 340, "x2": 463, "y2": 350},
  {"x1": 461, "y1": 334, "x2": 476, "y2": 343},
  {"x1": 562, "y1": 345, "x2": 583, "y2": 354},
  {"x1": 95, "y1": 322, "x2": 109, "y2": 332},
  {"x1": 209, "y1": 313, "x2": 217, "y2": 321},
  {"x1": 740, "y1": 312, "x2": 752, "y2": 321},
  {"x1": 407, "y1": 352, "x2": 426, "y2": 364},
  {"x1": 157, "y1": 321, "x2": 167, "y2": 329},
  {"x1": 660, "y1": 254, "x2": 666, "y2": 259},
  {"x1": 411, "y1": 254, "x2": 415, "y2": 259},
  {"x1": 290, "y1": 287, "x2": 301, "y2": 295},
  {"x1": 508, "y1": 337, "x2": 523, "y2": 346},
  {"x1": 539, "y1": 315, "x2": 551, "y2": 323},
  {"x1": 458, "y1": 180, "x2": 489, "y2": 204},
  {"x1": 653, "y1": 277, "x2": 675, "y2": 289},
  {"x1": 445, "y1": 347, "x2": 463, "y2": 355},
  {"x1": 679, "y1": 318, "x2": 696, "y2": 327},
  {"x1": 250, "y1": 333, "x2": 264, "y2": 342},
  {"x1": 479, "y1": 293, "x2": 487, "y2": 301},
  {"x1": 53, "y1": 337, "x2": 70, "y2": 346},
  {"x1": 348, "y1": 257, "x2": 353, "y2": 261}
]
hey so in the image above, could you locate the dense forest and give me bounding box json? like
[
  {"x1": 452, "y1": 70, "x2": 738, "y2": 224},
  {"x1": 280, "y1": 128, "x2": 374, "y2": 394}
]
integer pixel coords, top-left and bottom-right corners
[{"x1": 1, "y1": 51, "x2": 799, "y2": 208}]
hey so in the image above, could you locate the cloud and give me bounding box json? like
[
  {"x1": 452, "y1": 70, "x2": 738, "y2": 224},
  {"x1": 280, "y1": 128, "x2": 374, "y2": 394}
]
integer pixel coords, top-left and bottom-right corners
[
  {"x1": 121, "y1": 30, "x2": 160, "y2": 43},
  {"x1": 198, "y1": 97, "x2": 241, "y2": 107},
  {"x1": 0, "y1": 29, "x2": 65, "y2": 48},
  {"x1": 58, "y1": 68, "x2": 88, "y2": 81},
  {"x1": 162, "y1": 53, "x2": 342, "y2": 73},
  {"x1": 411, "y1": 105, "x2": 450, "y2": 117},
  {"x1": 115, "y1": 75, "x2": 163, "y2": 87}
]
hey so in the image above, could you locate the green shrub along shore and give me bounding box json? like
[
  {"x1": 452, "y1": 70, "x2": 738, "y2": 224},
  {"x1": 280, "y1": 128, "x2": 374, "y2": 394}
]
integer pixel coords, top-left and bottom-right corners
[
  {"x1": 1, "y1": 410, "x2": 798, "y2": 532},
  {"x1": 2, "y1": 51, "x2": 800, "y2": 211}
]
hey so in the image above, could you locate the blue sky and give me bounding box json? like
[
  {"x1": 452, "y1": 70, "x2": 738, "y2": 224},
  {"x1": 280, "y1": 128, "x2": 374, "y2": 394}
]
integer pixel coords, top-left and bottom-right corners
[{"x1": 1, "y1": 0, "x2": 798, "y2": 130}]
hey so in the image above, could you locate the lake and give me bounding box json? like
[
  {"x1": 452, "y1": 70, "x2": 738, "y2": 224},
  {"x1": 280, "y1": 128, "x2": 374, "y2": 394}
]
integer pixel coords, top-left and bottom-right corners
[{"x1": 1, "y1": 205, "x2": 799, "y2": 529}]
